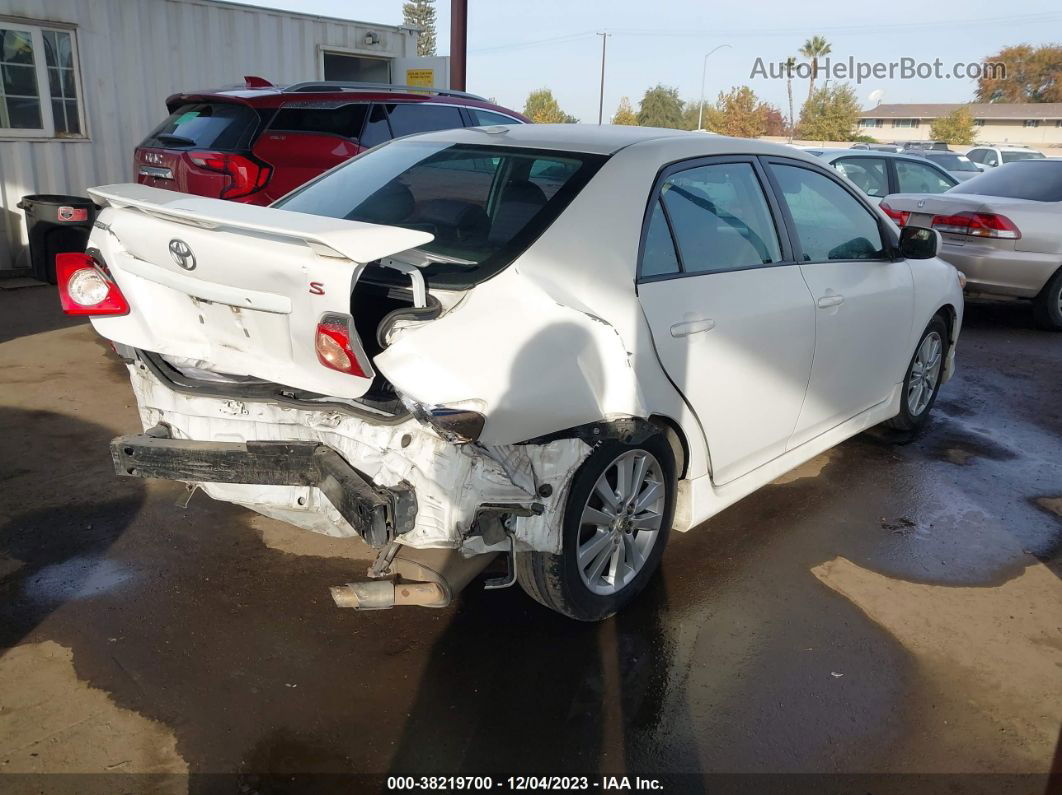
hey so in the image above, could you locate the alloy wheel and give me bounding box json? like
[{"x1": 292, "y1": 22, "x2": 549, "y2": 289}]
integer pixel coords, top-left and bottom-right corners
[
  {"x1": 576, "y1": 449, "x2": 665, "y2": 596},
  {"x1": 907, "y1": 331, "x2": 943, "y2": 416}
]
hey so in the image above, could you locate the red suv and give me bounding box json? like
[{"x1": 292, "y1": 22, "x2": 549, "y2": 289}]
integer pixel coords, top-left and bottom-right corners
[{"x1": 134, "y1": 78, "x2": 528, "y2": 205}]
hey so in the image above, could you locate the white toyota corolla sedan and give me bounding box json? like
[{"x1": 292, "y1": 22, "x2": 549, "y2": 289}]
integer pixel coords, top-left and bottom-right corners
[{"x1": 61, "y1": 125, "x2": 963, "y2": 621}]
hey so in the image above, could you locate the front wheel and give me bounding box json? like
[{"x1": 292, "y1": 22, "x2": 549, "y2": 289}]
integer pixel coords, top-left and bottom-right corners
[
  {"x1": 516, "y1": 436, "x2": 676, "y2": 621},
  {"x1": 885, "y1": 315, "x2": 949, "y2": 432}
]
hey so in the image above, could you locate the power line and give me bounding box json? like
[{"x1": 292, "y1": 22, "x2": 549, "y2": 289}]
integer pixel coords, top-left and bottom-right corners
[{"x1": 468, "y1": 12, "x2": 1059, "y2": 54}]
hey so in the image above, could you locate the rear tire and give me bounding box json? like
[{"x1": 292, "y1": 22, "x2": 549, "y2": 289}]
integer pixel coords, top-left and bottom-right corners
[
  {"x1": 516, "y1": 435, "x2": 675, "y2": 622},
  {"x1": 1032, "y1": 268, "x2": 1062, "y2": 331},
  {"x1": 885, "y1": 315, "x2": 949, "y2": 433}
]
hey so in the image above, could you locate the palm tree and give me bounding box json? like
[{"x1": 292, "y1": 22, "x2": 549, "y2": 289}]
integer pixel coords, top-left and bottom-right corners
[
  {"x1": 800, "y1": 35, "x2": 832, "y2": 107},
  {"x1": 784, "y1": 56, "x2": 797, "y2": 141}
]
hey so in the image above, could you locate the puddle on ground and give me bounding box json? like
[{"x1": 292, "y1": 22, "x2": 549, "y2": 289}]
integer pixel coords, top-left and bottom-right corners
[
  {"x1": 771, "y1": 449, "x2": 836, "y2": 485},
  {"x1": 248, "y1": 514, "x2": 375, "y2": 562},
  {"x1": 21, "y1": 556, "x2": 135, "y2": 604},
  {"x1": 0, "y1": 641, "x2": 187, "y2": 776},
  {"x1": 931, "y1": 428, "x2": 1018, "y2": 466},
  {"x1": 1032, "y1": 497, "x2": 1062, "y2": 519},
  {"x1": 813, "y1": 556, "x2": 1062, "y2": 772},
  {"x1": 0, "y1": 554, "x2": 24, "y2": 578}
]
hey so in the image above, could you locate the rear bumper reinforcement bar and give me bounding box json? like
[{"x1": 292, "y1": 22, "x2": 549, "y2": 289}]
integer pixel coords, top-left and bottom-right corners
[{"x1": 110, "y1": 425, "x2": 416, "y2": 547}]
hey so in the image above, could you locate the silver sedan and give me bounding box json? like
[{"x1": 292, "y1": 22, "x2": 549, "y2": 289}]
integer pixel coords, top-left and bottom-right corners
[{"x1": 882, "y1": 160, "x2": 1062, "y2": 330}]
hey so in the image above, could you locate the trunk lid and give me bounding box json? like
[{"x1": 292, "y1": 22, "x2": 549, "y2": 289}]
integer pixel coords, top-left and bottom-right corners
[
  {"x1": 884, "y1": 192, "x2": 1030, "y2": 226},
  {"x1": 87, "y1": 184, "x2": 433, "y2": 398}
]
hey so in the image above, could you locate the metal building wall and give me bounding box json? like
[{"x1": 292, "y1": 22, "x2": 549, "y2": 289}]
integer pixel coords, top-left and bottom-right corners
[{"x1": 0, "y1": 0, "x2": 417, "y2": 269}]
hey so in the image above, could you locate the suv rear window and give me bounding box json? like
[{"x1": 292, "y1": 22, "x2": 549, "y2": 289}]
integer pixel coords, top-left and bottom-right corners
[
  {"x1": 268, "y1": 103, "x2": 369, "y2": 139},
  {"x1": 276, "y1": 140, "x2": 606, "y2": 288},
  {"x1": 140, "y1": 102, "x2": 259, "y2": 150},
  {"x1": 385, "y1": 103, "x2": 465, "y2": 137}
]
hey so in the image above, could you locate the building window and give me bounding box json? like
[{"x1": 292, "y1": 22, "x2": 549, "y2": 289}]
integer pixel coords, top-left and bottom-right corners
[
  {"x1": 858, "y1": 118, "x2": 882, "y2": 128},
  {"x1": 974, "y1": 119, "x2": 985, "y2": 127},
  {"x1": 892, "y1": 119, "x2": 918, "y2": 128},
  {"x1": 0, "y1": 23, "x2": 84, "y2": 138},
  {"x1": 1023, "y1": 119, "x2": 1040, "y2": 128}
]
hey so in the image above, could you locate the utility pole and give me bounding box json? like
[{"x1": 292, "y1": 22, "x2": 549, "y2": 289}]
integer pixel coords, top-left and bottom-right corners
[
  {"x1": 697, "y1": 43, "x2": 732, "y2": 131},
  {"x1": 450, "y1": 0, "x2": 467, "y2": 91},
  {"x1": 597, "y1": 32, "x2": 610, "y2": 124}
]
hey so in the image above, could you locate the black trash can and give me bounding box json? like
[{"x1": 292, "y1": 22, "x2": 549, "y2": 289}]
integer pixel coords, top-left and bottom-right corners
[{"x1": 17, "y1": 194, "x2": 98, "y2": 284}]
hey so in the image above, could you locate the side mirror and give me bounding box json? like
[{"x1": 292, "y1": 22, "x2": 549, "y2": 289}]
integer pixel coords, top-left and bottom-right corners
[{"x1": 899, "y1": 225, "x2": 940, "y2": 259}]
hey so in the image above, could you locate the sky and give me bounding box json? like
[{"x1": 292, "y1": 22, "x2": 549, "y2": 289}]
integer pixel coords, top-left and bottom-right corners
[{"x1": 241, "y1": 0, "x2": 1061, "y2": 122}]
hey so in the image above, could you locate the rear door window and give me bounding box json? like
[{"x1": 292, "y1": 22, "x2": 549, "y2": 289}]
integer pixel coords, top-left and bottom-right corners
[
  {"x1": 833, "y1": 157, "x2": 888, "y2": 198},
  {"x1": 659, "y1": 162, "x2": 782, "y2": 273},
  {"x1": 140, "y1": 102, "x2": 259, "y2": 150},
  {"x1": 387, "y1": 103, "x2": 465, "y2": 137},
  {"x1": 268, "y1": 103, "x2": 368, "y2": 139},
  {"x1": 895, "y1": 160, "x2": 956, "y2": 193}
]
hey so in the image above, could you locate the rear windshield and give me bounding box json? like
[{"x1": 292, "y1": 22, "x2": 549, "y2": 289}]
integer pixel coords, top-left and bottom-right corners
[
  {"x1": 926, "y1": 153, "x2": 979, "y2": 172},
  {"x1": 950, "y1": 160, "x2": 1062, "y2": 201},
  {"x1": 275, "y1": 140, "x2": 606, "y2": 288},
  {"x1": 1001, "y1": 150, "x2": 1045, "y2": 163},
  {"x1": 140, "y1": 102, "x2": 260, "y2": 150}
]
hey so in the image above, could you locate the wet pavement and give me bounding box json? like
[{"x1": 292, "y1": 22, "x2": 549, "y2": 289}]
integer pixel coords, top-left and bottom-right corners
[{"x1": 0, "y1": 286, "x2": 1060, "y2": 791}]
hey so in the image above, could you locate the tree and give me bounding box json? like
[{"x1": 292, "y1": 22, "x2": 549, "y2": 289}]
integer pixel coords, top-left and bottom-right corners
[
  {"x1": 930, "y1": 106, "x2": 977, "y2": 145},
  {"x1": 784, "y1": 56, "x2": 798, "y2": 141},
  {"x1": 523, "y1": 89, "x2": 578, "y2": 124},
  {"x1": 763, "y1": 106, "x2": 786, "y2": 137},
  {"x1": 402, "y1": 0, "x2": 437, "y2": 57},
  {"x1": 800, "y1": 35, "x2": 832, "y2": 107},
  {"x1": 975, "y1": 44, "x2": 1062, "y2": 103},
  {"x1": 612, "y1": 97, "x2": 638, "y2": 125},
  {"x1": 707, "y1": 86, "x2": 768, "y2": 138},
  {"x1": 637, "y1": 85, "x2": 684, "y2": 129},
  {"x1": 797, "y1": 82, "x2": 861, "y2": 142},
  {"x1": 681, "y1": 99, "x2": 711, "y2": 130}
]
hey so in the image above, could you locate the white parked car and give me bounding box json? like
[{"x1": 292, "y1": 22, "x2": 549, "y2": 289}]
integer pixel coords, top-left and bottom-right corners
[
  {"x1": 965, "y1": 144, "x2": 1045, "y2": 170},
  {"x1": 60, "y1": 125, "x2": 964, "y2": 621}
]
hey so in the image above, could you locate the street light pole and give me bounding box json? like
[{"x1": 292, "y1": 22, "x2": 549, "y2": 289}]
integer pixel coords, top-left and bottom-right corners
[
  {"x1": 597, "y1": 32, "x2": 610, "y2": 124},
  {"x1": 697, "y1": 43, "x2": 732, "y2": 131}
]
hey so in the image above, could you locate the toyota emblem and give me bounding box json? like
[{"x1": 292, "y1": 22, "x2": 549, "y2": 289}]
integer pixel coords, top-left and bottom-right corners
[{"x1": 168, "y1": 239, "x2": 196, "y2": 271}]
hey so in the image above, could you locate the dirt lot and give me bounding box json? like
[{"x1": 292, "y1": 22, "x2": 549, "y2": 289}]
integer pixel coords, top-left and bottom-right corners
[{"x1": 0, "y1": 286, "x2": 1059, "y2": 792}]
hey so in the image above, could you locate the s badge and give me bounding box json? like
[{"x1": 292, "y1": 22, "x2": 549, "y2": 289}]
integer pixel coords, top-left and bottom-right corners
[{"x1": 309, "y1": 282, "x2": 325, "y2": 295}]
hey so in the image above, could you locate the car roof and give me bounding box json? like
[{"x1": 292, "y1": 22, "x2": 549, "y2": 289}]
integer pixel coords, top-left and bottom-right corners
[
  {"x1": 817, "y1": 149, "x2": 947, "y2": 164},
  {"x1": 165, "y1": 83, "x2": 521, "y2": 115},
  {"x1": 391, "y1": 124, "x2": 815, "y2": 157}
]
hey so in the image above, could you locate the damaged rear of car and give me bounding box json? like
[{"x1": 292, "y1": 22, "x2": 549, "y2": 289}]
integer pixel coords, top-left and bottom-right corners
[{"x1": 71, "y1": 130, "x2": 668, "y2": 620}]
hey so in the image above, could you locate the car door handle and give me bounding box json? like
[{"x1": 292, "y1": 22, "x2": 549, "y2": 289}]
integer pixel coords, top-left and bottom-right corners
[
  {"x1": 670, "y1": 319, "x2": 715, "y2": 337},
  {"x1": 816, "y1": 294, "x2": 845, "y2": 309}
]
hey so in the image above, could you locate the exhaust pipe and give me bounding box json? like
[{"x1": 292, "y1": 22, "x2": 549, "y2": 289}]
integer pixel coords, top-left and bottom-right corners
[
  {"x1": 330, "y1": 580, "x2": 447, "y2": 610},
  {"x1": 330, "y1": 547, "x2": 498, "y2": 611}
]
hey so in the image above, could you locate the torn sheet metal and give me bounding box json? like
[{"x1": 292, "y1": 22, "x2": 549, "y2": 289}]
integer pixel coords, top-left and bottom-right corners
[{"x1": 128, "y1": 362, "x2": 591, "y2": 554}]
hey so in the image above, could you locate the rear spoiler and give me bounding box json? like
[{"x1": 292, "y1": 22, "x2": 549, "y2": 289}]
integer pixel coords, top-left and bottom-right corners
[{"x1": 88, "y1": 184, "x2": 434, "y2": 267}]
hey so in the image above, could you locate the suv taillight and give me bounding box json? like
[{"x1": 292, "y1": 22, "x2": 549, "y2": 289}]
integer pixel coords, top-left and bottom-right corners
[
  {"x1": 188, "y1": 151, "x2": 272, "y2": 199},
  {"x1": 315, "y1": 314, "x2": 370, "y2": 378},
  {"x1": 57, "y1": 253, "x2": 130, "y2": 316},
  {"x1": 879, "y1": 201, "x2": 909, "y2": 227},
  {"x1": 930, "y1": 211, "x2": 1021, "y2": 240}
]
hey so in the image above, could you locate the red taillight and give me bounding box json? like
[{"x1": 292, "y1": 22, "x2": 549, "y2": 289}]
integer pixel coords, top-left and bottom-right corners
[
  {"x1": 187, "y1": 151, "x2": 272, "y2": 199},
  {"x1": 930, "y1": 211, "x2": 1021, "y2": 240},
  {"x1": 879, "y1": 201, "x2": 909, "y2": 227},
  {"x1": 56, "y1": 253, "x2": 130, "y2": 316},
  {"x1": 315, "y1": 314, "x2": 369, "y2": 378}
]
